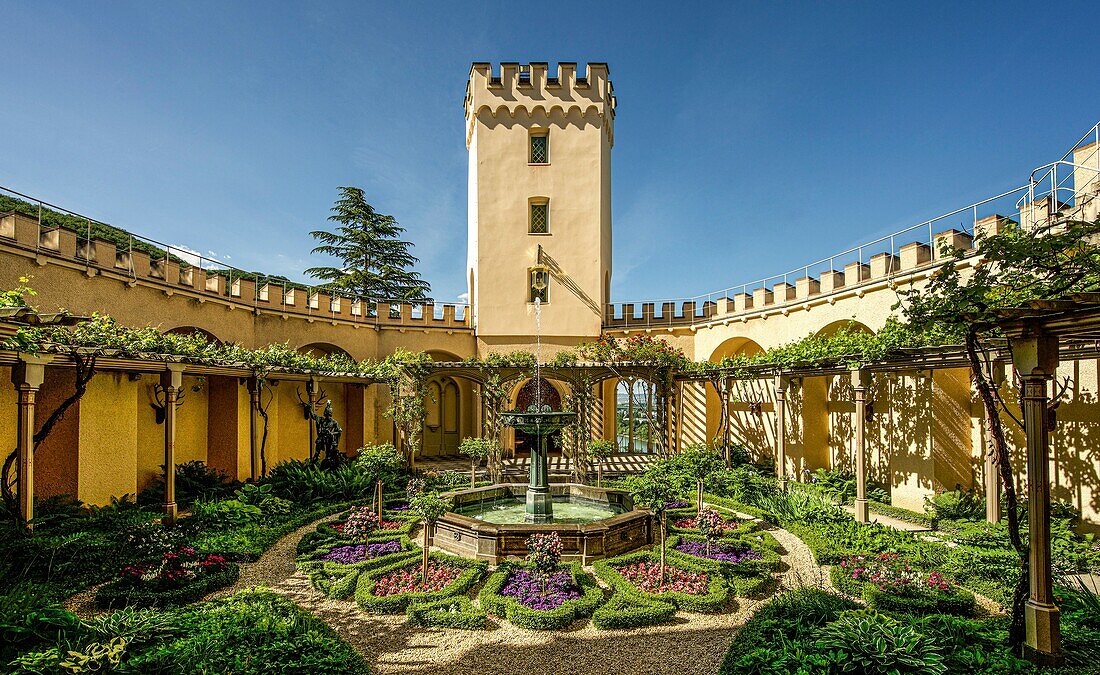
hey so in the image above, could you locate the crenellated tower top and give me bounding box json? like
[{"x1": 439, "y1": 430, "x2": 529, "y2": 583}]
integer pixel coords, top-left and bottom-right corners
[{"x1": 464, "y1": 62, "x2": 616, "y2": 148}]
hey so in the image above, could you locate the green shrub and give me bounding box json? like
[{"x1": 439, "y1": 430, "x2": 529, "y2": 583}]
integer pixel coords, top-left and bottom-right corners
[
  {"x1": 190, "y1": 500, "x2": 356, "y2": 560},
  {"x1": 925, "y1": 487, "x2": 986, "y2": 522},
  {"x1": 0, "y1": 583, "x2": 84, "y2": 663},
  {"x1": 591, "y1": 593, "x2": 677, "y2": 630},
  {"x1": 133, "y1": 588, "x2": 369, "y2": 674},
  {"x1": 406, "y1": 596, "x2": 488, "y2": 630},
  {"x1": 263, "y1": 460, "x2": 378, "y2": 504},
  {"x1": 478, "y1": 562, "x2": 604, "y2": 630},
  {"x1": 354, "y1": 553, "x2": 486, "y2": 614},
  {"x1": 138, "y1": 460, "x2": 235, "y2": 507},
  {"x1": 190, "y1": 499, "x2": 263, "y2": 528},
  {"x1": 869, "y1": 500, "x2": 936, "y2": 529},
  {"x1": 816, "y1": 610, "x2": 947, "y2": 674}
]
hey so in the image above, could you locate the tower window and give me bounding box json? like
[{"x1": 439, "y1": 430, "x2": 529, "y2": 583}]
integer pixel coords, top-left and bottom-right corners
[
  {"x1": 530, "y1": 131, "x2": 549, "y2": 164},
  {"x1": 529, "y1": 200, "x2": 549, "y2": 234},
  {"x1": 529, "y1": 267, "x2": 550, "y2": 303}
]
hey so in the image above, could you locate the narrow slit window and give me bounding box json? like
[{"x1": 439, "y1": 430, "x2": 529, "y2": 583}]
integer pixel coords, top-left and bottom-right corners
[
  {"x1": 530, "y1": 131, "x2": 549, "y2": 164},
  {"x1": 529, "y1": 200, "x2": 549, "y2": 234}
]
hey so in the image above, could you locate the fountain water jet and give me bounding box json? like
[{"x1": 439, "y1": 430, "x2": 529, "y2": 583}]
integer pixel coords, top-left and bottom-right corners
[{"x1": 499, "y1": 292, "x2": 575, "y2": 523}]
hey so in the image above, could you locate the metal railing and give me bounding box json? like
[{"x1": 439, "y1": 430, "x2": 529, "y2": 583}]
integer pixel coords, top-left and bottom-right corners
[
  {"x1": 609, "y1": 120, "x2": 1100, "y2": 327},
  {"x1": 0, "y1": 184, "x2": 469, "y2": 325}
]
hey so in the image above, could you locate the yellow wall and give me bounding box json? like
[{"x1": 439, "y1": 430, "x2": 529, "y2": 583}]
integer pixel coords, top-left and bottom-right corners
[{"x1": 77, "y1": 373, "x2": 138, "y2": 504}]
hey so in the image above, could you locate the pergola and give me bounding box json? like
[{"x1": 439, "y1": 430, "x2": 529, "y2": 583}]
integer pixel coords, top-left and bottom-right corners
[{"x1": 1, "y1": 324, "x2": 382, "y2": 528}]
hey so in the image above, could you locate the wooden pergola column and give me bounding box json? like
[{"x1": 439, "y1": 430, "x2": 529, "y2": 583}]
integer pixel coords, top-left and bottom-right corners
[
  {"x1": 851, "y1": 369, "x2": 872, "y2": 523},
  {"x1": 774, "y1": 374, "x2": 790, "y2": 488},
  {"x1": 1012, "y1": 334, "x2": 1062, "y2": 663},
  {"x1": 11, "y1": 354, "x2": 52, "y2": 529},
  {"x1": 161, "y1": 364, "x2": 185, "y2": 524}
]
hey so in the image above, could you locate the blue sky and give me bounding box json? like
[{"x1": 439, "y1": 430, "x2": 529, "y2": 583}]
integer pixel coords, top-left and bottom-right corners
[{"x1": 2, "y1": 1, "x2": 1098, "y2": 305}]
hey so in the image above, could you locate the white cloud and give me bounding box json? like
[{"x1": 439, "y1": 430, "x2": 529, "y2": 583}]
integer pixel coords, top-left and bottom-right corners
[{"x1": 457, "y1": 292, "x2": 469, "y2": 303}]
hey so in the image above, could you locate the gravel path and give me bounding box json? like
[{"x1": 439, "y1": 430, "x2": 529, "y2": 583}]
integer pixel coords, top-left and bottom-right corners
[{"x1": 262, "y1": 508, "x2": 826, "y2": 675}]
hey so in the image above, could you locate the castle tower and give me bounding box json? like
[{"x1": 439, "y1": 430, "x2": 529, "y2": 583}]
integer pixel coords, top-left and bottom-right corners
[{"x1": 465, "y1": 62, "x2": 615, "y2": 355}]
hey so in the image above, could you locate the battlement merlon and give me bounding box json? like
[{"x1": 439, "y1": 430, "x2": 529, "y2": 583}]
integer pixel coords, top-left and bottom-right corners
[{"x1": 464, "y1": 62, "x2": 616, "y2": 146}]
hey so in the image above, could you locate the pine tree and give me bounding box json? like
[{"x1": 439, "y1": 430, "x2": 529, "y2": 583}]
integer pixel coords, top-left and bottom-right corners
[{"x1": 305, "y1": 187, "x2": 432, "y2": 303}]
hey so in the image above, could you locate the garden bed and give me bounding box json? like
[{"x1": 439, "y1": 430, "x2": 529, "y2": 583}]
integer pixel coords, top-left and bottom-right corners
[
  {"x1": 830, "y1": 553, "x2": 976, "y2": 616},
  {"x1": 354, "y1": 552, "x2": 486, "y2": 613},
  {"x1": 96, "y1": 562, "x2": 240, "y2": 609},
  {"x1": 593, "y1": 550, "x2": 729, "y2": 614},
  {"x1": 296, "y1": 537, "x2": 419, "y2": 599},
  {"x1": 478, "y1": 561, "x2": 604, "y2": 630}
]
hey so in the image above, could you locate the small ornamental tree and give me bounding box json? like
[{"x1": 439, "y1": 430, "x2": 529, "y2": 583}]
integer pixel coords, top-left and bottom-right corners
[
  {"x1": 588, "y1": 439, "x2": 616, "y2": 487},
  {"x1": 458, "y1": 437, "x2": 492, "y2": 488},
  {"x1": 626, "y1": 462, "x2": 687, "y2": 584},
  {"x1": 526, "y1": 532, "x2": 563, "y2": 579},
  {"x1": 357, "y1": 443, "x2": 404, "y2": 525},
  {"x1": 696, "y1": 506, "x2": 725, "y2": 557},
  {"x1": 674, "y1": 443, "x2": 726, "y2": 511},
  {"x1": 410, "y1": 493, "x2": 452, "y2": 580}
]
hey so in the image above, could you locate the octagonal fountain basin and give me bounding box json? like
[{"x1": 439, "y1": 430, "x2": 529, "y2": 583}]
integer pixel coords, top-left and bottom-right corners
[{"x1": 432, "y1": 483, "x2": 653, "y2": 564}]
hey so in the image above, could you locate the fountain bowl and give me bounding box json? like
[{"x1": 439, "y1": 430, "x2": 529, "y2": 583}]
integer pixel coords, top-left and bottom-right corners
[{"x1": 431, "y1": 483, "x2": 654, "y2": 564}]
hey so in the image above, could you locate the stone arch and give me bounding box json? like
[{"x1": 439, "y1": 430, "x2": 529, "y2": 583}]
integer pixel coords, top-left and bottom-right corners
[
  {"x1": 705, "y1": 337, "x2": 766, "y2": 452},
  {"x1": 299, "y1": 342, "x2": 353, "y2": 359},
  {"x1": 165, "y1": 325, "x2": 220, "y2": 344},
  {"x1": 509, "y1": 377, "x2": 567, "y2": 455},
  {"x1": 815, "y1": 319, "x2": 874, "y2": 338}
]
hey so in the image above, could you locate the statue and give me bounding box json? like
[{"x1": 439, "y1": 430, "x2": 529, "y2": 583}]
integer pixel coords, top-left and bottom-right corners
[{"x1": 309, "y1": 400, "x2": 344, "y2": 469}]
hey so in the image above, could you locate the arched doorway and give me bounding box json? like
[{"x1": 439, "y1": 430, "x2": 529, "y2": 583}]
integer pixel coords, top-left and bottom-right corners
[
  {"x1": 423, "y1": 377, "x2": 461, "y2": 457},
  {"x1": 513, "y1": 377, "x2": 563, "y2": 456}
]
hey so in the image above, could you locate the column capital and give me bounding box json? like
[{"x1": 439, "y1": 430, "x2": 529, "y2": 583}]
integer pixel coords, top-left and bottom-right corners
[
  {"x1": 160, "y1": 363, "x2": 185, "y2": 389},
  {"x1": 850, "y1": 368, "x2": 871, "y2": 389},
  {"x1": 12, "y1": 353, "x2": 53, "y2": 389},
  {"x1": 1011, "y1": 334, "x2": 1059, "y2": 379}
]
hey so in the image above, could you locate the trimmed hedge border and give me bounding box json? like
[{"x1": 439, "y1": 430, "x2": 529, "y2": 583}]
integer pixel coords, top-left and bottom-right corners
[
  {"x1": 406, "y1": 596, "x2": 488, "y2": 630},
  {"x1": 701, "y1": 494, "x2": 772, "y2": 522},
  {"x1": 297, "y1": 541, "x2": 420, "y2": 600},
  {"x1": 95, "y1": 564, "x2": 240, "y2": 609},
  {"x1": 668, "y1": 519, "x2": 761, "y2": 538},
  {"x1": 354, "y1": 552, "x2": 486, "y2": 614},
  {"x1": 313, "y1": 511, "x2": 418, "y2": 542},
  {"x1": 591, "y1": 592, "x2": 677, "y2": 630},
  {"x1": 828, "y1": 565, "x2": 976, "y2": 616},
  {"x1": 869, "y1": 500, "x2": 936, "y2": 529},
  {"x1": 592, "y1": 550, "x2": 730, "y2": 613},
  {"x1": 478, "y1": 562, "x2": 605, "y2": 630}
]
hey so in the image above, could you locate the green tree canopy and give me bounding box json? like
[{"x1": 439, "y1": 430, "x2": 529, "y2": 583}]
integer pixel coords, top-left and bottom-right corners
[{"x1": 305, "y1": 187, "x2": 432, "y2": 303}]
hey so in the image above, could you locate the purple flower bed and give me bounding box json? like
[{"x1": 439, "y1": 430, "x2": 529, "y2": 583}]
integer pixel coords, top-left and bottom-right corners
[
  {"x1": 666, "y1": 500, "x2": 691, "y2": 510},
  {"x1": 319, "y1": 540, "x2": 403, "y2": 564},
  {"x1": 387, "y1": 501, "x2": 411, "y2": 512},
  {"x1": 674, "y1": 540, "x2": 762, "y2": 564},
  {"x1": 500, "y1": 570, "x2": 580, "y2": 611}
]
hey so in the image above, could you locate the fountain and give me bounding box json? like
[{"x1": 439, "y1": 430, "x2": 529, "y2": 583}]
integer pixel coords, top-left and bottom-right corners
[
  {"x1": 431, "y1": 266, "x2": 653, "y2": 562},
  {"x1": 498, "y1": 284, "x2": 575, "y2": 523}
]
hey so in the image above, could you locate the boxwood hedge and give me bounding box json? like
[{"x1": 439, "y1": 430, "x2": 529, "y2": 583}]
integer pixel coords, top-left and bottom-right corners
[
  {"x1": 354, "y1": 552, "x2": 486, "y2": 614},
  {"x1": 478, "y1": 562, "x2": 605, "y2": 630},
  {"x1": 298, "y1": 543, "x2": 419, "y2": 600},
  {"x1": 665, "y1": 533, "x2": 782, "y2": 579},
  {"x1": 406, "y1": 595, "x2": 488, "y2": 630},
  {"x1": 591, "y1": 592, "x2": 677, "y2": 630}
]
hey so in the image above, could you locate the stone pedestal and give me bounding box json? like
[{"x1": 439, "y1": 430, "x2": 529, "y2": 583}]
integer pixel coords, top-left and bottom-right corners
[{"x1": 526, "y1": 434, "x2": 553, "y2": 522}]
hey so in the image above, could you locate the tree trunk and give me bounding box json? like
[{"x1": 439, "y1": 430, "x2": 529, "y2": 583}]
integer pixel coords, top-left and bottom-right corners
[
  {"x1": 697, "y1": 479, "x2": 704, "y2": 512},
  {"x1": 965, "y1": 329, "x2": 1029, "y2": 651},
  {"x1": 422, "y1": 521, "x2": 431, "y2": 580},
  {"x1": 376, "y1": 480, "x2": 383, "y2": 526},
  {"x1": 659, "y1": 512, "x2": 667, "y2": 586},
  {"x1": 597, "y1": 462, "x2": 603, "y2": 488}
]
